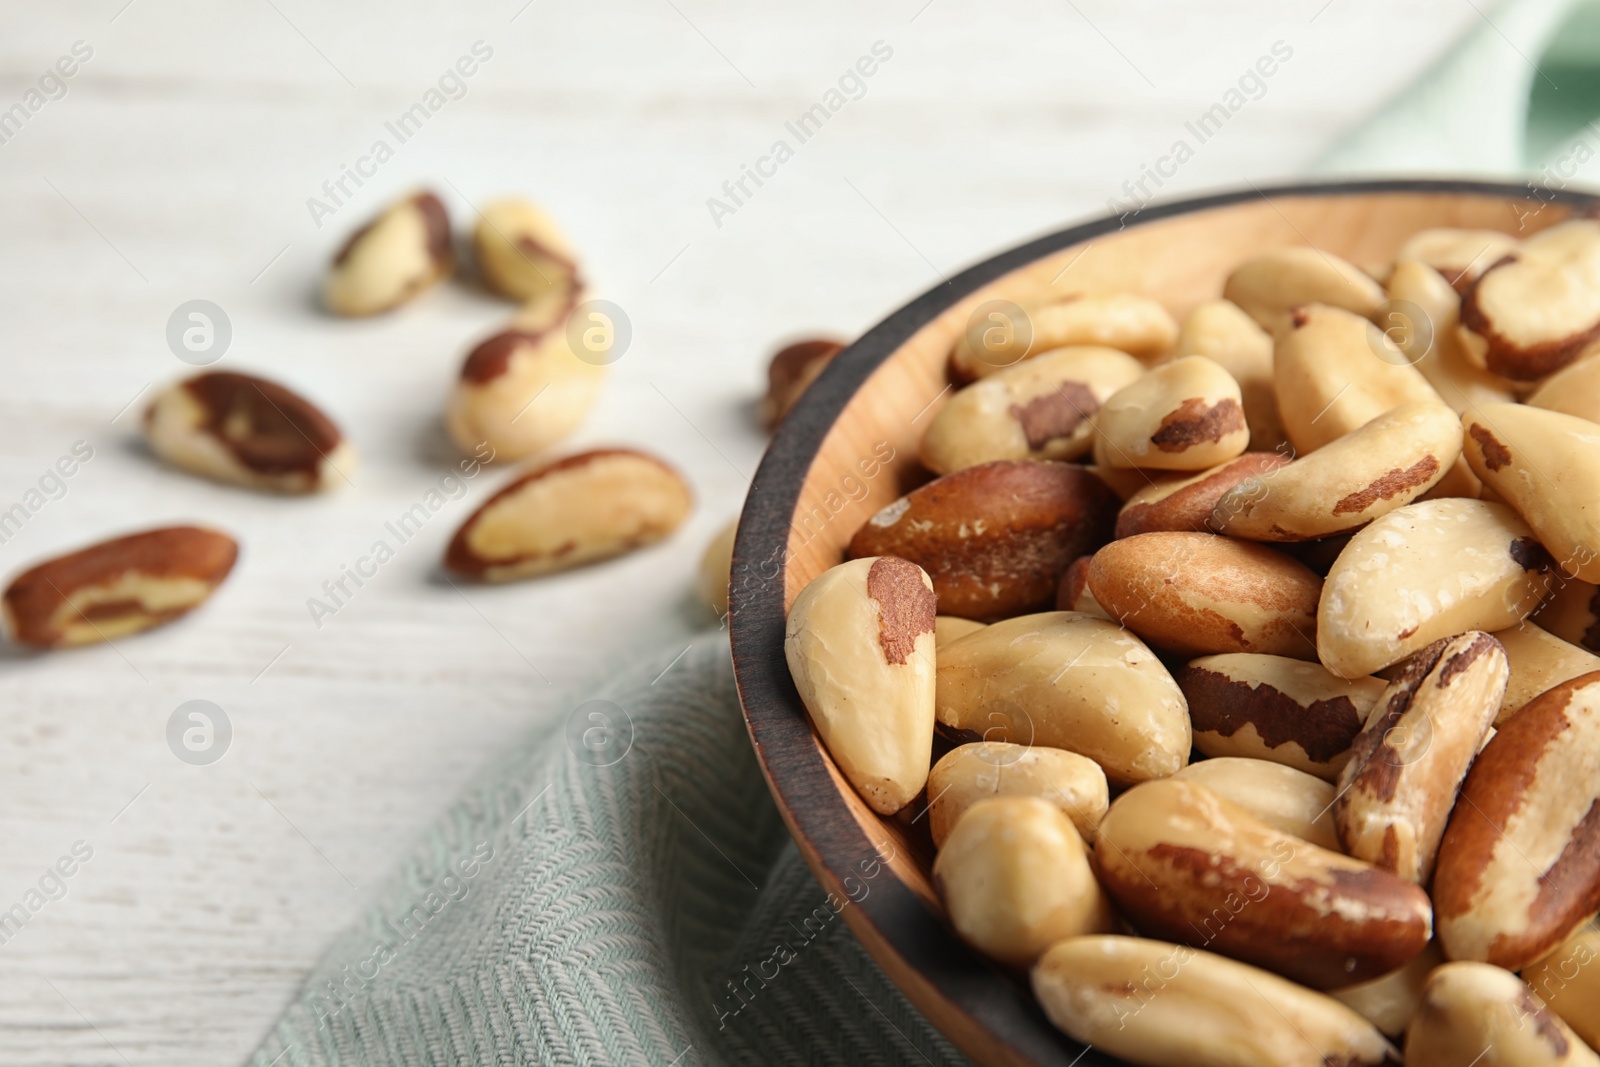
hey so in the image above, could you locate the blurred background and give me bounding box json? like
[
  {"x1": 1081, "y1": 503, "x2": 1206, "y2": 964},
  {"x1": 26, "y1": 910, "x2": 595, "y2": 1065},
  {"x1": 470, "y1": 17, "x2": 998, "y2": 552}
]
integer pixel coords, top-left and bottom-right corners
[{"x1": 0, "y1": 1, "x2": 1592, "y2": 1063}]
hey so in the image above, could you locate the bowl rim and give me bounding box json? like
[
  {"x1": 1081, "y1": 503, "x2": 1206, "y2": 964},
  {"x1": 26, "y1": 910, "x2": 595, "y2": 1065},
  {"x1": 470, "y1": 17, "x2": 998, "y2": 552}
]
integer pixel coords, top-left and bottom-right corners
[{"x1": 726, "y1": 177, "x2": 1597, "y2": 1066}]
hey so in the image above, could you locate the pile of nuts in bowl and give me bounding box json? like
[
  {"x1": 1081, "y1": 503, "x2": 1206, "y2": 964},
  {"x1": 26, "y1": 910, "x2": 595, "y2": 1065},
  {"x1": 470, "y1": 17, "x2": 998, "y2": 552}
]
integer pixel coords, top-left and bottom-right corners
[
  {"x1": 784, "y1": 222, "x2": 1600, "y2": 1066},
  {"x1": 2, "y1": 189, "x2": 701, "y2": 647}
]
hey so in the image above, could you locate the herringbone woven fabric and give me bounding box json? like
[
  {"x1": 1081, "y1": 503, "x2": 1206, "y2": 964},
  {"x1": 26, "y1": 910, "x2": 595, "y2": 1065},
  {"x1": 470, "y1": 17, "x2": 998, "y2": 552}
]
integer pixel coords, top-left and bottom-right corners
[{"x1": 251, "y1": 635, "x2": 968, "y2": 1067}]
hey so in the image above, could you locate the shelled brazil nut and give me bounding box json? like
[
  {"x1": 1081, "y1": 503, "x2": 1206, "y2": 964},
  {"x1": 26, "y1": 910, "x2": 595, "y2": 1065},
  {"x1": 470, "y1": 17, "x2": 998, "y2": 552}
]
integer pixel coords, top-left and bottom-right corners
[{"x1": 324, "y1": 190, "x2": 452, "y2": 316}]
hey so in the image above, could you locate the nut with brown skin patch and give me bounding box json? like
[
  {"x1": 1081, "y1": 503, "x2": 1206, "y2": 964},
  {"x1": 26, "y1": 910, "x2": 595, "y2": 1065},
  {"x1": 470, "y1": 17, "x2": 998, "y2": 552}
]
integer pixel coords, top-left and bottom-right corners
[
  {"x1": 1317, "y1": 498, "x2": 1553, "y2": 678},
  {"x1": 761, "y1": 338, "x2": 845, "y2": 428},
  {"x1": 1032, "y1": 936, "x2": 1400, "y2": 1067},
  {"x1": 935, "y1": 611, "x2": 1190, "y2": 786},
  {"x1": 1273, "y1": 303, "x2": 1440, "y2": 455},
  {"x1": 927, "y1": 742, "x2": 1108, "y2": 848},
  {"x1": 3, "y1": 526, "x2": 238, "y2": 648},
  {"x1": 1173, "y1": 298, "x2": 1287, "y2": 451},
  {"x1": 1433, "y1": 671, "x2": 1600, "y2": 971},
  {"x1": 1495, "y1": 621, "x2": 1600, "y2": 724},
  {"x1": 1333, "y1": 632, "x2": 1508, "y2": 884},
  {"x1": 324, "y1": 190, "x2": 452, "y2": 316},
  {"x1": 920, "y1": 346, "x2": 1144, "y2": 474},
  {"x1": 1093, "y1": 778, "x2": 1434, "y2": 990},
  {"x1": 471, "y1": 197, "x2": 582, "y2": 305},
  {"x1": 1212, "y1": 401, "x2": 1460, "y2": 542},
  {"x1": 1117, "y1": 451, "x2": 1291, "y2": 538},
  {"x1": 847, "y1": 460, "x2": 1118, "y2": 620},
  {"x1": 1176, "y1": 653, "x2": 1385, "y2": 781},
  {"x1": 1459, "y1": 219, "x2": 1600, "y2": 381},
  {"x1": 445, "y1": 449, "x2": 691, "y2": 582},
  {"x1": 1395, "y1": 228, "x2": 1521, "y2": 293},
  {"x1": 934, "y1": 797, "x2": 1114, "y2": 968},
  {"x1": 445, "y1": 295, "x2": 606, "y2": 463},
  {"x1": 1404, "y1": 961, "x2": 1599, "y2": 1067},
  {"x1": 1093, "y1": 356, "x2": 1248, "y2": 471},
  {"x1": 1222, "y1": 246, "x2": 1386, "y2": 335},
  {"x1": 1086, "y1": 532, "x2": 1322, "y2": 659},
  {"x1": 783, "y1": 556, "x2": 936, "y2": 815},
  {"x1": 143, "y1": 371, "x2": 356, "y2": 493},
  {"x1": 1462, "y1": 403, "x2": 1600, "y2": 583},
  {"x1": 948, "y1": 291, "x2": 1178, "y2": 382}
]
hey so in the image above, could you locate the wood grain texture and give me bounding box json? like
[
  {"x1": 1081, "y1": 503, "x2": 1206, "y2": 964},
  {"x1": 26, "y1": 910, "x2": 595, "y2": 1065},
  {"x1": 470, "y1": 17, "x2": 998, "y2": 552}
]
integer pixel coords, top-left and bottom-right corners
[
  {"x1": 731, "y1": 182, "x2": 1594, "y2": 1067},
  {"x1": 0, "y1": 1, "x2": 1497, "y2": 1062}
]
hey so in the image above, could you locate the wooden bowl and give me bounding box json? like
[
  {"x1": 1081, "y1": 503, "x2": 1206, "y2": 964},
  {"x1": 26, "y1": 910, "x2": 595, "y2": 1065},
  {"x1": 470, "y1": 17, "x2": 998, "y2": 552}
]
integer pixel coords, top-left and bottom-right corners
[{"x1": 726, "y1": 179, "x2": 1596, "y2": 1066}]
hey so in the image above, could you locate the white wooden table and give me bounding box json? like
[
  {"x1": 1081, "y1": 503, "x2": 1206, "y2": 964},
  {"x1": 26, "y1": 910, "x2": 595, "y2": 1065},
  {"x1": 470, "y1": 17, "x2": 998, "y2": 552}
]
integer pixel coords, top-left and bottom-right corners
[{"x1": 0, "y1": 2, "x2": 1484, "y2": 1062}]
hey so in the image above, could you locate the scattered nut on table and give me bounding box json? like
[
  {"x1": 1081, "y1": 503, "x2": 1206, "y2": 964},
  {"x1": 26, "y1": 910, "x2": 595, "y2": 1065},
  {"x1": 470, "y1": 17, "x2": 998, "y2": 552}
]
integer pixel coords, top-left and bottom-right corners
[
  {"x1": 471, "y1": 196, "x2": 582, "y2": 304},
  {"x1": 3, "y1": 526, "x2": 238, "y2": 648},
  {"x1": 445, "y1": 292, "x2": 605, "y2": 462},
  {"x1": 324, "y1": 189, "x2": 452, "y2": 316},
  {"x1": 445, "y1": 448, "x2": 691, "y2": 582},
  {"x1": 143, "y1": 371, "x2": 355, "y2": 493}
]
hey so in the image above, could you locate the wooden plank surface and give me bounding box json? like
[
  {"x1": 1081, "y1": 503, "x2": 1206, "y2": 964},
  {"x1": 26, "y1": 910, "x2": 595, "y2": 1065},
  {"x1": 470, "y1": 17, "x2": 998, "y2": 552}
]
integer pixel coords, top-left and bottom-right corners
[{"x1": 0, "y1": 1, "x2": 1479, "y2": 1062}]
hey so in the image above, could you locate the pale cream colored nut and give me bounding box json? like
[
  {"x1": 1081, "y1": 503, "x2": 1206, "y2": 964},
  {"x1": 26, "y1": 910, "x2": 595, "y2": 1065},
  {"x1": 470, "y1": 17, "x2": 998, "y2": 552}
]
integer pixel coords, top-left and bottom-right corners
[
  {"x1": 1385, "y1": 260, "x2": 1516, "y2": 414},
  {"x1": 933, "y1": 615, "x2": 986, "y2": 648},
  {"x1": 1463, "y1": 403, "x2": 1600, "y2": 582},
  {"x1": 3, "y1": 526, "x2": 237, "y2": 648},
  {"x1": 781, "y1": 556, "x2": 936, "y2": 815},
  {"x1": 143, "y1": 371, "x2": 355, "y2": 493},
  {"x1": 927, "y1": 741, "x2": 1108, "y2": 848},
  {"x1": 445, "y1": 301, "x2": 606, "y2": 463},
  {"x1": 1396, "y1": 228, "x2": 1521, "y2": 292},
  {"x1": 762, "y1": 338, "x2": 844, "y2": 428},
  {"x1": 1460, "y1": 219, "x2": 1600, "y2": 381},
  {"x1": 1330, "y1": 940, "x2": 1444, "y2": 1038},
  {"x1": 1273, "y1": 303, "x2": 1440, "y2": 455},
  {"x1": 1530, "y1": 352, "x2": 1600, "y2": 424},
  {"x1": 1317, "y1": 498, "x2": 1554, "y2": 678},
  {"x1": 1086, "y1": 532, "x2": 1321, "y2": 659},
  {"x1": 934, "y1": 611, "x2": 1189, "y2": 786},
  {"x1": 1117, "y1": 452, "x2": 1290, "y2": 538},
  {"x1": 1173, "y1": 298, "x2": 1286, "y2": 451},
  {"x1": 1222, "y1": 247, "x2": 1386, "y2": 335},
  {"x1": 1094, "y1": 778, "x2": 1434, "y2": 990},
  {"x1": 933, "y1": 796, "x2": 1113, "y2": 967},
  {"x1": 1521, "y1": 924, "x2": 1600, "y2": 1052},
  {"x1": 1212, "y1": 400, "x2": 1459, "y2": 542},
  {"x1": 1495, "y1": 622, "x2": 1600, "y2": 724},
  {"x1": 950, "y1": 292, "x2": 1178, "y2": 382},
  {"x1": 471, "y1": 196, "x2": 581, "y2": 304},
  {"x1": 1175, "y1": 653, "x2": 1385, "y2": 781},
  {"x1": 848, "y1": 460, "x2": 1118, "y2": 620},
  {"x1": 1434, "y1": 671, "x2": 1600, "y2": 970},
  {"x1": 445, "y1": 449, "x2": 692, "y2": 582},
  {"x1": 696, "y1": 518, "x2": 737, "y2": 617},
  {"x1": 1172, "y1": 758, "x2": 1339, "y2": 851},
  {"x1": 1091, "y1": 355, "x2": 1248, "y2": 471},
  {"x1": 324, "y1": 190, "x2": 452, "y2": 315},
  {"x1": 920, "y1": 346, "x2": 1144, "y2": 473},
  {"x1": 1032, "y1": 935, "x2": 1399, "y2": 1067},
  {"x1": 1334, "y1": 632, "x2": 1508, "y2": 884},
  {"x1": 1053, "y1": 555, "x2": 1110, "y2": 619},
  {"x1": 1536, "y1": 575, "x2": 1600, "y2": 653},
  {"x1": 1405, "y1": 961, "x2": 1599, "y2": 1067}
]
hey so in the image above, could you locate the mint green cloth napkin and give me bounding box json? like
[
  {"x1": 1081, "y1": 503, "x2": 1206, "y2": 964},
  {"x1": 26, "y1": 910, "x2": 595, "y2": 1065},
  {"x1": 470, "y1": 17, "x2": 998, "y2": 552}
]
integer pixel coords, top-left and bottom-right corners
[{"x1": 253, "y1": 5, "x2": 1595, "y2": 1064}]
